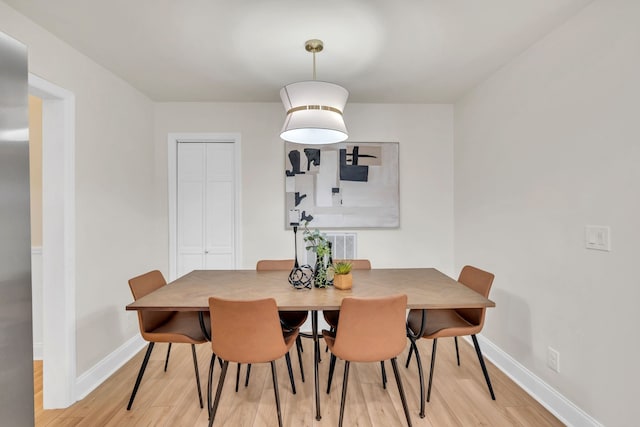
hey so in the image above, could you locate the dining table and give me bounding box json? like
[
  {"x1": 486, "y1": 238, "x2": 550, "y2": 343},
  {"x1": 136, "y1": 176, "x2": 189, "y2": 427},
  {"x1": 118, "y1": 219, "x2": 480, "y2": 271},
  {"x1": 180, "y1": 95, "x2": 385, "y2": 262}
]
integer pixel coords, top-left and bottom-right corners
[{"x1": 126, "y1": 267, "x2": 495, "y2": 420}]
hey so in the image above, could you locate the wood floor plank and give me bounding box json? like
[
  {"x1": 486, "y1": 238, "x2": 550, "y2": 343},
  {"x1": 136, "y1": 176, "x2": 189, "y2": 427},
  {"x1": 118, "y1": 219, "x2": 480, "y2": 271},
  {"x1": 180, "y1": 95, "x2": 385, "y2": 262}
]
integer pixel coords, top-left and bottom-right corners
[{"x1": 34, "y1": 336, "x2": 565, "y2": 426}]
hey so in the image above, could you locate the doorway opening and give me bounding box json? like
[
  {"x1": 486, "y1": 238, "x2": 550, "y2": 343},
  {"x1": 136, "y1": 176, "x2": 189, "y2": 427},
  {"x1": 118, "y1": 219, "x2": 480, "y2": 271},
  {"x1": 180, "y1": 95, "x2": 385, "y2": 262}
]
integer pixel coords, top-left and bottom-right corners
[{"x1": 29, "y1": 74, "x2": 76, "y2": 408}]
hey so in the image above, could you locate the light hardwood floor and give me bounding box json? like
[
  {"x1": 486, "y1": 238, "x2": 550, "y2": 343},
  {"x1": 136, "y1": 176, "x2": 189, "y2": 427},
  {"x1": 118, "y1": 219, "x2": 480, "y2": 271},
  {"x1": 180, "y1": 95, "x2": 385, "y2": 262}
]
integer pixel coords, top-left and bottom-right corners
[{"x1": 35, "y1": 337, "x2": 564, "y2": 426}]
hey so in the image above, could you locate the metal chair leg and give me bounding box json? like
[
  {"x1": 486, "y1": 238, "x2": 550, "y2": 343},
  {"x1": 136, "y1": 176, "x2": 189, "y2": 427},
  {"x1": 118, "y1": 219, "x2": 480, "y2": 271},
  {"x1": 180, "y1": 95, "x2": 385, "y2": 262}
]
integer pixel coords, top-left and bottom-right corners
[
  {"x1": 471, "y1": 334, "x2": 495, "y2": 400},
  {"x1": 164, "y1": 343, "x2": 172, "y2": 372},
  {"x1": 207, "y1": 354, "x2": 216, "y2": 419},
  {"x1": 391, "y1": 357, "x2": 413, "y2": 427},
  {"x1": 296, "y1": 336, "x2": 305, "y2": 382},
  {"x1": 454, "y1": 337, "x2": 460, "y2": 366},
  {"x1": 271, "y1": 361, "x2": 284, "y2": 427},
  {"x1": 380, "y1": 360, "x2": 387, "y2": 389},
  {"x1": 285, "y1": 351, "x2": 297, "y2": 394},
  {"x1": 426, "y1": 339, "x2": 438, "y2": 402},
  {"x1": 190, "y1": 344, "x2": 203, "y2": 408},
  {"x1": 338, "y1": 361, "x2": 351, "y2": 427},
  {"x1": 235, "y1": 363, "x2": 241, "y2": 392},
  {"x1": 405, "y1": 343, "x2": 414, "y2": 368},
  {"x1": 209, "y1": 360, "x2": 229, "y2": 427},
  {"x1": 327, "y1": 353, "x2": 337, "y2": 394},
  {"x1": 245, "y1": 364, "x2": 251, "y2": 387},
  {"x1": 409, "y1": 338, "x2": 426, "y2": 418},
  {"x1": 127, "y1": 342, "x2": 155, "y2": 410}
]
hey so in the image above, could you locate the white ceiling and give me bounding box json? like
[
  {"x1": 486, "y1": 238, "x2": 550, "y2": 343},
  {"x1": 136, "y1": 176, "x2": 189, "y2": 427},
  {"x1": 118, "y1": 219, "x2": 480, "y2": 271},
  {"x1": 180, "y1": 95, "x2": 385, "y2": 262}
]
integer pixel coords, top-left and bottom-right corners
[{"x1": 5, "y1": 0, "x2": 593, "y2": 103}]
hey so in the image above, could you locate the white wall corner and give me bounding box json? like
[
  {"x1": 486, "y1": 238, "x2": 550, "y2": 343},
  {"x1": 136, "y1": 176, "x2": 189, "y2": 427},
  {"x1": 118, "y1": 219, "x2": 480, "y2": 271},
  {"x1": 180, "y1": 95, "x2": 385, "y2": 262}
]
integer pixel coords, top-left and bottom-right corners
[
  {"x1": 74, "y1": 335, "x2": 146, "y2": 400},
  {"x1": 470, "y1": 335, "x2": 603, "y2": 427}
]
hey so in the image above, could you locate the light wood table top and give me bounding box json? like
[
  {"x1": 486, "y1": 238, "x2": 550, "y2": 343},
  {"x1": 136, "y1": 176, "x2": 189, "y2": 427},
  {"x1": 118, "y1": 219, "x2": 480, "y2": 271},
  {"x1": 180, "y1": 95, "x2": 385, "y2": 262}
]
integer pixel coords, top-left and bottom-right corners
[{"x1": 126, "y1": 268, "x2": 495, "y2": 312}]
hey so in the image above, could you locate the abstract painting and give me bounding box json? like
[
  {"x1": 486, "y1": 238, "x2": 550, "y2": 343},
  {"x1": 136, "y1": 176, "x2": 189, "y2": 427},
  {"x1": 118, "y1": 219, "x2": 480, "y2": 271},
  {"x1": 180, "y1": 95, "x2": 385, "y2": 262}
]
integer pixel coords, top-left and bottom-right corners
[{"x1": 285, "y1": 142, "x2": 399, "y2": 228}]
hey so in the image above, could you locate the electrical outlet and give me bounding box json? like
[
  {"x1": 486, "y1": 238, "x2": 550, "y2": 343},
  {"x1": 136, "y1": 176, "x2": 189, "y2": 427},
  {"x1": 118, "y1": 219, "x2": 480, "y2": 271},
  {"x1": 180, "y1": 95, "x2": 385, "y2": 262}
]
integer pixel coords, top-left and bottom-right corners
[
  {"x1": 585, "y1": 225, "x2": 611, "y2": 251},
  {"x1": 547, "y1": 347, "x2": 560, "y2": 373}
]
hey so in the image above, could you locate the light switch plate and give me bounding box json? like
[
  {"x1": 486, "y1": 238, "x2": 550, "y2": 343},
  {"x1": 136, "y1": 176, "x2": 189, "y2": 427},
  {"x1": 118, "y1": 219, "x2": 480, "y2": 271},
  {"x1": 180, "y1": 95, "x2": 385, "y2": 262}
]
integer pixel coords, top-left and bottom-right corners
[{"x1": 585, "y1": 225, "x2": 611, "y2": 251}]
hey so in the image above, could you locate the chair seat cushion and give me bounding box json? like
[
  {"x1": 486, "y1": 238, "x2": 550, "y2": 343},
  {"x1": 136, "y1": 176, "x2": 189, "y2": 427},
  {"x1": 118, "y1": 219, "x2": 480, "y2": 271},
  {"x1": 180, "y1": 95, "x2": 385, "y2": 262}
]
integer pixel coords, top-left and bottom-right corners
[
  {"x1": 323, "y1": 310, "x2": 339, "y2": 327},
  {"x1": 279, "y1": 310, "x2": 308, "y2": 329},
  {"x1": 144, "y1": 311, "x2": 208, "y2": 344},
  {"x1": 407, "y1": 309, "x2": 482, "y2": 339}
]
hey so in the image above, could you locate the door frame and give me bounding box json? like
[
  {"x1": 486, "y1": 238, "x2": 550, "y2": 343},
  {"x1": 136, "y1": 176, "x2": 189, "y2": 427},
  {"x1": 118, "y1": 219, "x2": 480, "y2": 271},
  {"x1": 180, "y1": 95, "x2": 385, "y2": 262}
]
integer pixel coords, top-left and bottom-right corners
[
  {"x1": 29, "y1": 74, "x2": 77, "y2": 408},
  {"x1": 168, "y1": 133, "x2": 242, "y2": 280}
]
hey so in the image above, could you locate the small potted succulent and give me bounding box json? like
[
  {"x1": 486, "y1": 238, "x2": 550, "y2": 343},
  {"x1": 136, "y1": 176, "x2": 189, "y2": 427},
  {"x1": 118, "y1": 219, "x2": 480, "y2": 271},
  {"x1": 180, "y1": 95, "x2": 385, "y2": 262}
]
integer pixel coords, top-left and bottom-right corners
[{"x1": 332, "y1": 261, "x2": 353, "y2": 290}]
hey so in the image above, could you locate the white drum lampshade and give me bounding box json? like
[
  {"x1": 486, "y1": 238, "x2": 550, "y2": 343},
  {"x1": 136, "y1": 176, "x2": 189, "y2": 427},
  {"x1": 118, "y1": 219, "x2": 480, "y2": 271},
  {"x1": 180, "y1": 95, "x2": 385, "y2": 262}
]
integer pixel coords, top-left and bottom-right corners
[{"x1": 280, "y1": 80, "x2": 349, "y2": 144}]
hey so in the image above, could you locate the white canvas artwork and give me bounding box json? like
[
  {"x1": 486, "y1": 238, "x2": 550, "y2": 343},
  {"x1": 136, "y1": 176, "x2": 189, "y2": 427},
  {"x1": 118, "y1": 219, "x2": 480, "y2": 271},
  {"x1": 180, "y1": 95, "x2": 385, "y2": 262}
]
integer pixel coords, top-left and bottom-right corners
[{"x1": 285, "y1": 142, "x2": 399, "y2": 228}]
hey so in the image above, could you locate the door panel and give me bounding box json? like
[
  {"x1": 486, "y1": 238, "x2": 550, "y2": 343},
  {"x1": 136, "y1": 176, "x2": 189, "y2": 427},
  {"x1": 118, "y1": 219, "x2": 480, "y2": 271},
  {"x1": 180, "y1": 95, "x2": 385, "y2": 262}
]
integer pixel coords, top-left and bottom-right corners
[{"x1": 177, "y1": 142, "x2": 235, "y2": 276}]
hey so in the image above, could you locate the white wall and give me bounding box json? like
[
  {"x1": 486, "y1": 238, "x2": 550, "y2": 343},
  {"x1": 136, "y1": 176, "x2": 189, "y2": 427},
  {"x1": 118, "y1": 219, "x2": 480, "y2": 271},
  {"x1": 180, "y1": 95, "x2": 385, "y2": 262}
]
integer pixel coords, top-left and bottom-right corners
[
  {"x1": 454, "y1": 1, "x2": 640, "y2": 425},
  {"x1": 155, "y1": 103, "x2": 455, "y2": 273},
  {"x1": 0, "y1": 2, "x2": 162, "y2": 375}
]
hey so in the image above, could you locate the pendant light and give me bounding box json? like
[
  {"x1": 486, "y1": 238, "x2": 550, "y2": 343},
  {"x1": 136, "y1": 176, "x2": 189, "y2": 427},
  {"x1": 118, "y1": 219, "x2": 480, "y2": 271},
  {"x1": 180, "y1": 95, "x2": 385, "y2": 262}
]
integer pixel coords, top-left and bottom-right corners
[{"x1": 280, "y1": 39, "x2": 349, "y2": 144}]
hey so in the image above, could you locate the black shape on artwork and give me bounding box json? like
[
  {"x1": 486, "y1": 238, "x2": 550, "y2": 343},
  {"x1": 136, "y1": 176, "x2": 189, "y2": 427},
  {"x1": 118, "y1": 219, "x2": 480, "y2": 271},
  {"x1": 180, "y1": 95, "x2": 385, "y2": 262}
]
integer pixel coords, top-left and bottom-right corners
[
  {"x1": 286, "y1": 150, "x2": 305, "y2": 176},
  {"x1": 294, "y1": 192, "x2": 307, "y2": 207},
  {"x1": 301, "y1": 210, "x2": 314, "y2": 223},
  {"x1": 340, "y1": 148, "x2": 369, "y2": 182},
  {"x1": 303, "y1": 149, "x2": 321, "y2": 171},
  {"x1": 344, "y1": 146, "x2": 377, "y2": 165}
]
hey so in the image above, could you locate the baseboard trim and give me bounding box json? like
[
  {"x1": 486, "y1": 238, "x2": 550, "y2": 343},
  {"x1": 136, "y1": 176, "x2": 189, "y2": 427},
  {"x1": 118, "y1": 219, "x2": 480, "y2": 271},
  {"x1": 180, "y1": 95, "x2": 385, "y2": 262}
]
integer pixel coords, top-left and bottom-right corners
[
  {"x1": 33, "y1": 342, "x2": 43, "y2": 360},
  {"x1": 470, "y1": 335, "x2": 603, "y2": 427},
  {"x1": 75, "y1": 335, "x2": 145, "y2": 400}
]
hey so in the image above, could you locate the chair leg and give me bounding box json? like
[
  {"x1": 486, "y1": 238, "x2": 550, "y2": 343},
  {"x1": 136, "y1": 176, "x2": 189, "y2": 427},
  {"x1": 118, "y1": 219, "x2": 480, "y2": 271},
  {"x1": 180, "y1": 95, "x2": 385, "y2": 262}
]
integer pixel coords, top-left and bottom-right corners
[
  {"x1": 191, "y1": 344, "x2": 204, "y2": 408},
  {"x1": 471, "y1": 334, "x2": 496, "y2": 400},
  {"x1": 454, "y1": 337, "x2": 460, "y2": 366},
  {"x1": 285, "y1": 351, "x2": 297, "y2": 394},
  {"x1": 296, "y1": 336, "x2": 305, "y2": 382},
  {"x1": 207, "y1": 354, "x2": 216, "y2": 419},
  {"x1": 405, "y1": 343, "x2": 414, "y2": 368},
  {"x1": 338, "y1": 361, "x2": 351, "y2": 427},
  {"x1": 326, "y1": 353, "x2": 337, "y2": 394},
  {"x1": 209, "y1": 360, "x2": 229, "y2": 427},
  {"x1": 164, "y1": 343, "x2": 172, "y2": 372},
  {"x1": 127, "y1": 342, "x2": 154, "y2": 410},
  {"x1": 391, "y1": 357, "x2": 413, "y2": 427},
  {"x1": 270, "y1": 360, "x2": 284, "y2": 427},
  {"x1": 380, "y1": 360, "x2": 387, "y2": 389},
  {"x1": 235, "y1": 363, "x2": 241, "y2": 392},
  {"x1": 426, "y1": 339, "x2": 438, "y2": 402},
  {"x1": 409, "y1": 338, "x2": 426, "y2": 418},
  {"x1": 245, "y1": 364, "x2": 251, "y2": 387},
  {"x1": 297, "y1": 335, "x2": 304, "y2": 353}
]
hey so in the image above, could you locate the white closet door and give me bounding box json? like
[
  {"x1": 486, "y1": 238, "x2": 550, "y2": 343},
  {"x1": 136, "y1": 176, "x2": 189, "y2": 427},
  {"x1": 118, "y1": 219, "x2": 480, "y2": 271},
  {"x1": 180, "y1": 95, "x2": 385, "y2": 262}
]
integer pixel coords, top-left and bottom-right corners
[{"x1": 177, "y1": 142, "x2": 235, "y2": 276}]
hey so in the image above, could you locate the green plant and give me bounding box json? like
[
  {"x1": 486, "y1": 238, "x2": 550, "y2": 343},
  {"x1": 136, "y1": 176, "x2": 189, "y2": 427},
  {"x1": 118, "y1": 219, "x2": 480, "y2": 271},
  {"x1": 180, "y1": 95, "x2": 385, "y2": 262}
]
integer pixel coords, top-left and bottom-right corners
[
  {"x1": 333, "y1": 261, "x2": 352, "y2": 275},
  {"x1": 302, "y1": 222, "x2": 330, "y2": 259}
]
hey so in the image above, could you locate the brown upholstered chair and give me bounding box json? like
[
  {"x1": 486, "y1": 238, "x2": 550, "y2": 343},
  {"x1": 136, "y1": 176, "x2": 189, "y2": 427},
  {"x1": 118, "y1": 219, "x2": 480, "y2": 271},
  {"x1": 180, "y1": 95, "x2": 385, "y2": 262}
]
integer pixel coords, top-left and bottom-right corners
[
  {"x1": 127, "y1": 270, "x2": 207, "y2": 410},
  {"x1": 322, "y1": 259, "x2": 388, "y2": 387},
  {"x1": 322, "y1": 259, "x2": 372, "y2": 327},
  {"x1": 254, "y1": 260, "x2": 307, "y2": 386},
  {"x1": 323, "y1": 295, "x2": 412, "y2": 427},
  {"x1": 206, "y1": 297, "x2": 299, "y2": 427},
  {"x1": 406, "y1": 265, "x2": 495, "y2": 416}
]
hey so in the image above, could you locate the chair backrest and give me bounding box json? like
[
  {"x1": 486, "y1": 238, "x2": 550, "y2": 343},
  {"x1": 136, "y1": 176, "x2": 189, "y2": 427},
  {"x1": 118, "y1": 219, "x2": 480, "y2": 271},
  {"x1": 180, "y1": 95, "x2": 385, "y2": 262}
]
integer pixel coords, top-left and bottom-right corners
[
  {"x1": 256, "y1": 259, "x2": 294, "y2": 271},
  {"x1": 455, "y1": 265, "x2": 495, "y2": 328},
  {"x1": 128, "y1": 270, "x2": 173, "y2": 335},
  {"x1": 332, "y1": 294, "x2": 407, "y2": 362},
  {"x1": 209, "y1": 297, "x2": 288, "y2": 364},
  {"x1": 334, "y1": 259, "x2": 372, "y2": 270}
]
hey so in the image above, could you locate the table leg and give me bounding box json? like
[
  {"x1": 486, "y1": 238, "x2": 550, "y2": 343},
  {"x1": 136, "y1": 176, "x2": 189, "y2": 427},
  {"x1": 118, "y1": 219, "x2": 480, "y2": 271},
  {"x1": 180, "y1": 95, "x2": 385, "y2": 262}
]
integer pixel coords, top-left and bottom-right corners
[{"x1": 312, "y1": 310, "x2": 321, "y2": 420}]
